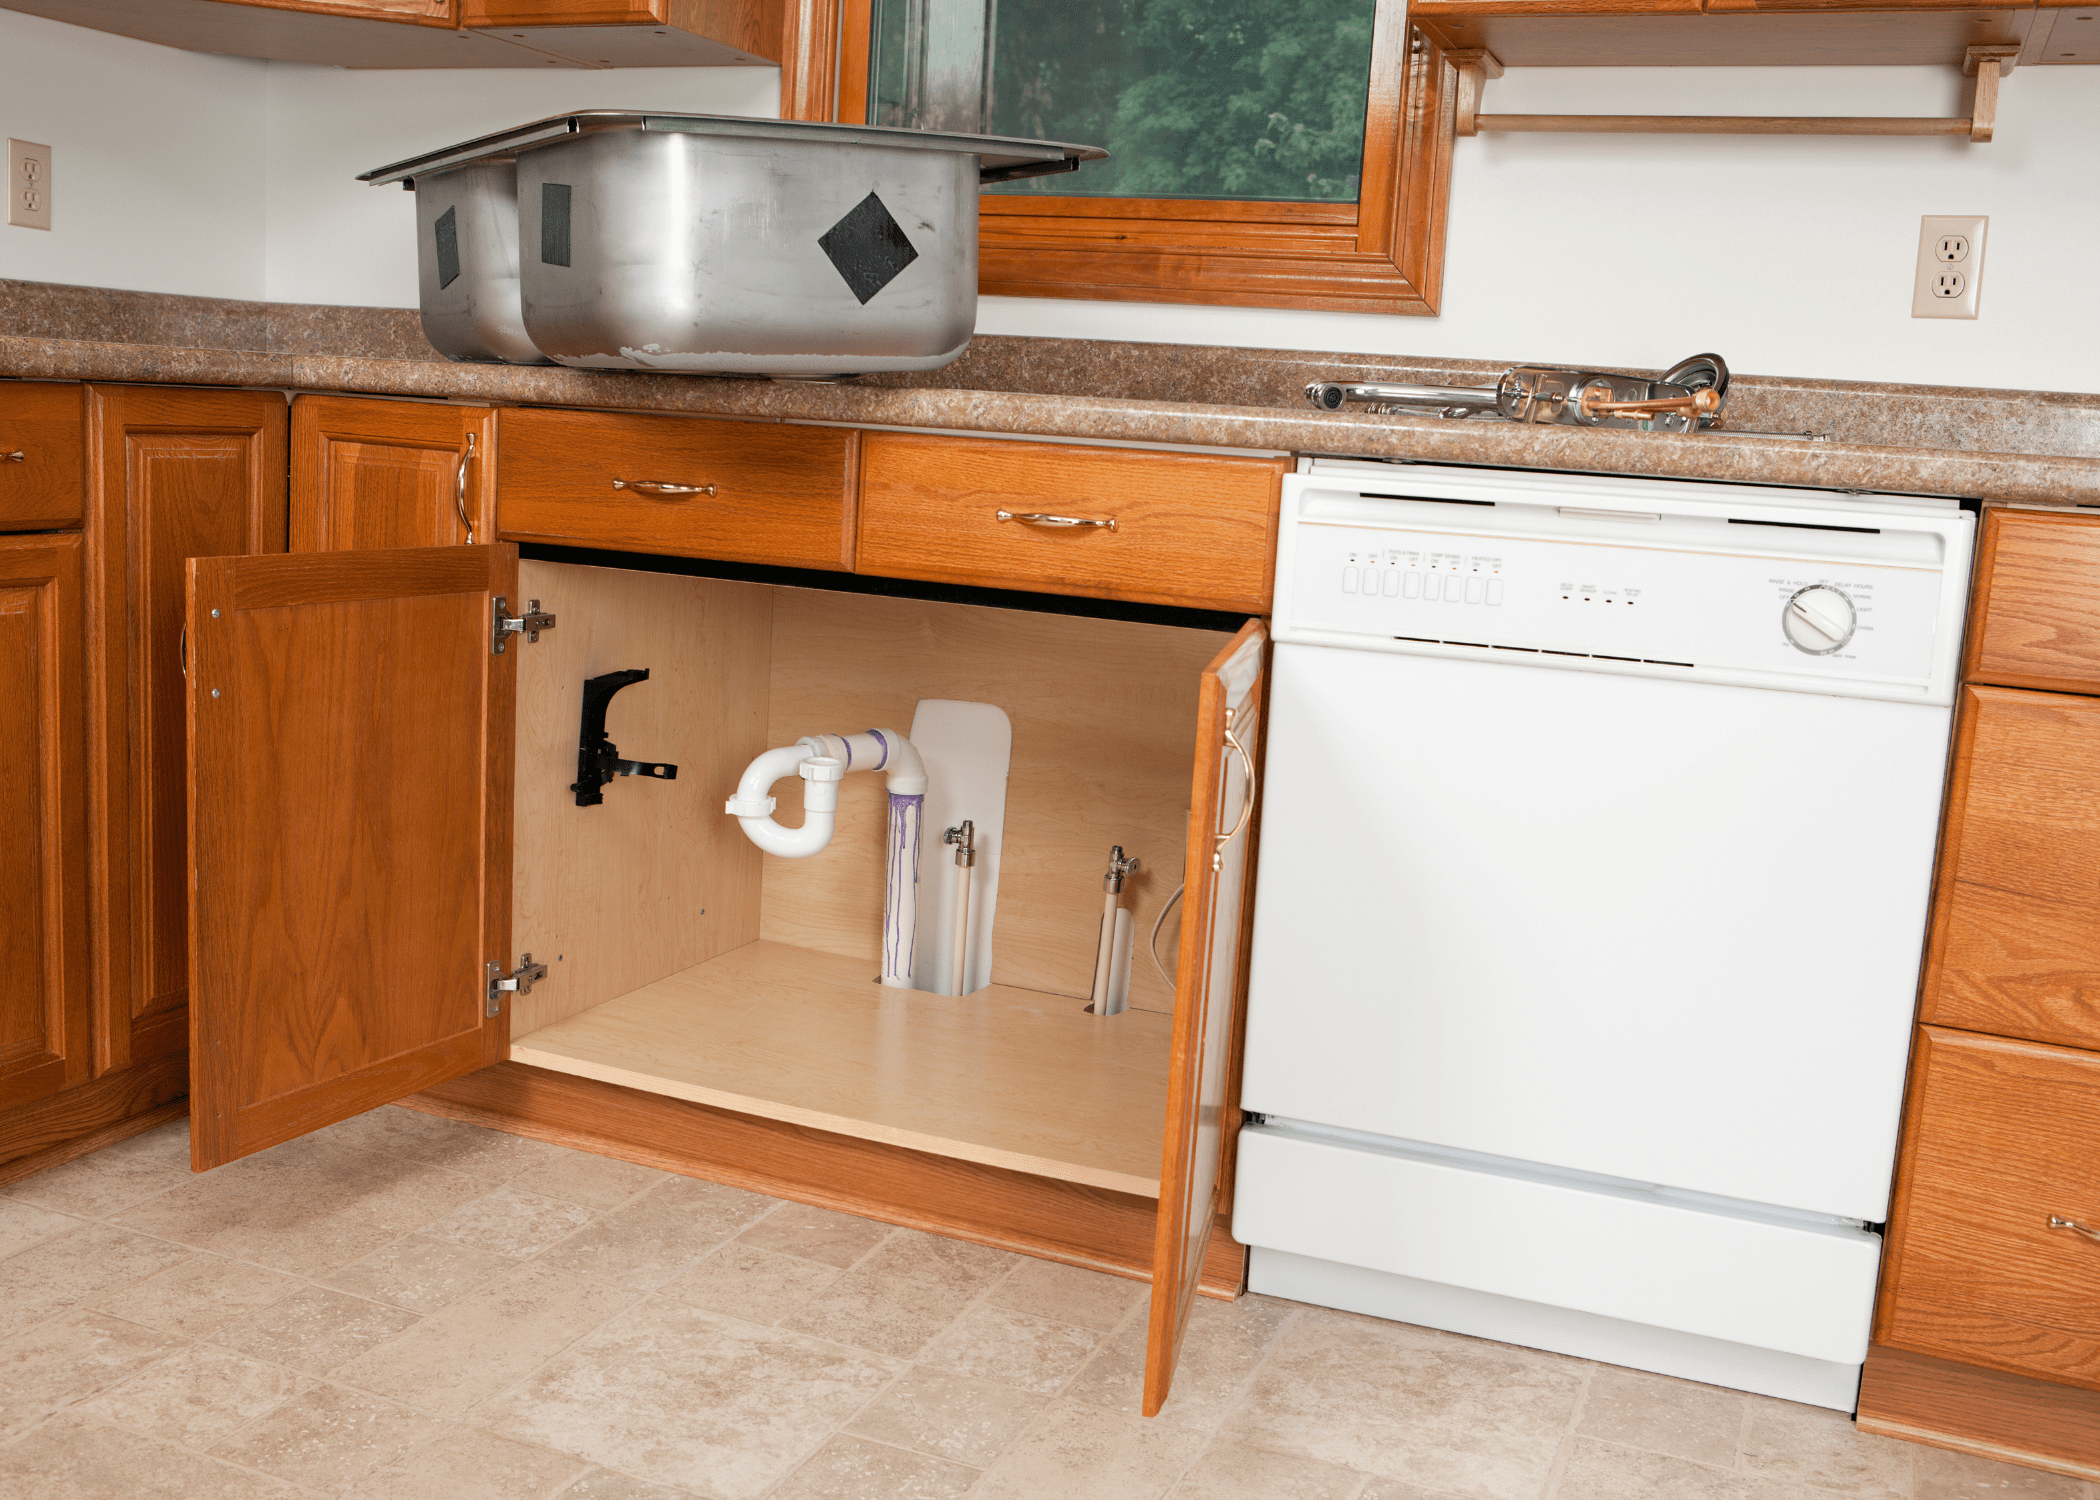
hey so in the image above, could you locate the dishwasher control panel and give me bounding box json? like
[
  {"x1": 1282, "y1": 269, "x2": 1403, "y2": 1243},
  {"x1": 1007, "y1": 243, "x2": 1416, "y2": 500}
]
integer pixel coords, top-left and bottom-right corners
[{"x1": 1274, "y1": 467, "x2": 1973, "y2": 704}]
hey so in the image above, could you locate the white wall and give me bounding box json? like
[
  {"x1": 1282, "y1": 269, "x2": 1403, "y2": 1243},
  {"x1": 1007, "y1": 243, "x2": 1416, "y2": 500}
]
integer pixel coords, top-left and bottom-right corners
[
  {"x1": 262, "y1": 62, "x2": 778, "y2": 305},
  {"x1": 978, "y1": 64, "x2": 2100, "y2": 393},
  {"x1": 0, "y1": 10, "x2": 268, "y2": 300}
]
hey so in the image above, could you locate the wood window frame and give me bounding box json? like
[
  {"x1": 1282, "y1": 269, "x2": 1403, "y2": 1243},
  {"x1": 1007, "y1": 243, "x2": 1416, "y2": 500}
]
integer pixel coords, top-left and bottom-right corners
[{"x1": 795, "y1": 0, "x2": 1457, "y2": 314}]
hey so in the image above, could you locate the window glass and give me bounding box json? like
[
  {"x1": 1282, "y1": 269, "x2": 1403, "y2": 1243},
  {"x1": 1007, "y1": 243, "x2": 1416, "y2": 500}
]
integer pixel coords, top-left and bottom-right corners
[{"x1": 869, "y1": 0, "x2": 1376, "y2": 202}]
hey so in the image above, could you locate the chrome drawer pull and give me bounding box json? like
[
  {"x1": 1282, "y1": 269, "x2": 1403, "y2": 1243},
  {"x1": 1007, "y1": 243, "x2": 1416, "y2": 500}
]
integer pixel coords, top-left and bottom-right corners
[
  {"x1": 2, "y1": 449, "x2": 23, "y2": 462},
  {"x1": 996, "y1": 509, "x2": 1116, "y2": 532},
  {"x1": 2049, "y1": 1215, "x2": 2100, "y2": 1244},
  {"x1": 614, "y1": 478, "x2": 716, "y2": 498}
]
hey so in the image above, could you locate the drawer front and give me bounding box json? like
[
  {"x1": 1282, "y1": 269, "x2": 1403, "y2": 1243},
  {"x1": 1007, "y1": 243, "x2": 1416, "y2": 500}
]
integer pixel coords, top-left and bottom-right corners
[
  {"x1": 1923, "y1": 684, "x2": 2100, "y2": 1051},
  {"x1": 497, "y1": 410, "x2": 853, "y2": 571},
  {"x1": 856, "y1": 434, "x2": 1283, "y2": 611},
  {"x1": 0, "y1": 383, "x2": 85, "y2": 531},
  {"x1": 1968, "y1": 509, "x2": 2100, "y2": 695},
  {"x1": 1881, "y1": 1027, "x2": 2100, "y2": 1390}
]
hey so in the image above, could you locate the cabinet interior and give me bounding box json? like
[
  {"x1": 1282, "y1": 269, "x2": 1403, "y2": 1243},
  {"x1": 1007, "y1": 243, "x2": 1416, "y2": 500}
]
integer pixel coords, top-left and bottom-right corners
[{"x1": 507, "y1": 559, "x2": 1233, "y2": 1198}]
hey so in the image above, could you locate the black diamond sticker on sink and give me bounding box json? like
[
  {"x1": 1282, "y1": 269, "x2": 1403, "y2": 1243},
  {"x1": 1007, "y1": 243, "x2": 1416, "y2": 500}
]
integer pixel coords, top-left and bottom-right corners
[{"x1": 819, "y1": 193, "x2": 919, "y2": 305}]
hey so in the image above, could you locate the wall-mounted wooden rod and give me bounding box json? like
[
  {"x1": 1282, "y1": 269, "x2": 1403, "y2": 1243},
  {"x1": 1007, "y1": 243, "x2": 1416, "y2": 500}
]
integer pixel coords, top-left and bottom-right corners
[
  {"x1": 1449, "y1": 43, "x2": 2019, "y2": 145},
  {"x1": 1471, "y1": 115, "x2": 1972, "y2": 137}
]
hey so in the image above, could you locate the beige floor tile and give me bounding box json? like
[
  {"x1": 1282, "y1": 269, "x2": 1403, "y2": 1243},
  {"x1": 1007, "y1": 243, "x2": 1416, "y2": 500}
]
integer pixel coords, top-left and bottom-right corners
[
  {"x1": 0, "y1": 1309, "x2": 188, "y2": 1439},
  {"x1": 661, "y1": 1242, "x2": 839, "y2": 1325},
  {"x1": 97, "y1": 1119, "x2": 195, "y2": 1170},
  {"x1": 1358, "y1": 1479, "x2": 1467, "y2": 1500},
  {"x1": 0, "y1": 1197, "x2": 93, "y2": 1255},
  {"x1": 1064, "y1": 1291, "x2": 1293, "y2": 1428},
  {"x1": 919, "y1": 1303, "x2": 1101, "y2": 1395},
  {"x1": 338, "y1": 1424, "x2": 589, "y2": 1499},
  {"x1": 856, "y1": 1228, "x2": 1022, "y2": 1286},
  {"x1": 772, "y1": 1434, "x2": 978, "y2": 1500},
  {"x1": 1168, "y1": 1437, "x2": 1368, "y2": 1500},
  {"x1": 781, "y1": 1229, "x2": 1021, "y2": 1360},
  {"x1": 1576, "y1": 1365, "x2": 1748, "y2": 1469},
  {"x1": 83, "y1": 1343, "x2": 308, "y2": 1449},
  {"x1": 1914, "y1": 1443, "x2": 2089, "y2": 1498},
  {"x1": 1228, "y1": 1311, "x2": 1587, "y2": 1500},
  {"x1": 211, "y1": 1285, "x2": 421, "y2": 1375},
  {"x1": 535, "y1": 1178, "x2": 777, "y2": 1290},
  {"x1": 91, "y1": 1253, "x2": 301, "y2": 1339},
  {"x1": 328, "y1": 1262, "x2": 636, "y2": 1418},
  {"x1": 108, "y1": 1157, "x2": 418, "y2": 1278},
  {"x1": 988, "y1": 1259, "x2": 1147, "y2": 1333},
  {"x1": 973, "y1": 1398, "x2": 1209, "y2": 1500},
  {"x1": 418, "y1": 1185, "x2": 596, "y2": 1258},
  {"x1": 208, "y1": 1382, "x2": 450, "y2": 1492},
  {"x1": 504, "y1": 1153, "x2": 670, "y2": 1211},
  {"x1": 0, "y1": 1223, "x2": 195, "y2": 1332},
  {"x1": 323, "y1": 1234, "x2": 519, "y2": 1314},
  {"x1": 731, "y1": 1203, "x2": 892, "y2": 1268},
  {"x1": 314, "y1": 1107, "x2": 572, "y2": 1181},
  {"x1": 0, "y1": 1413, "x2": 298, "y2": 1500},
  {"x1": 560, "y1": 1469, "x2": 699, "y2": 1500},
  {"x1": 1556, "y1": 1436, "x2": 1807, "y2": 1500},
  {"x1": 846, "y1": 1365, "x2": 1048, "y2": 1467},
  {"x1": 1741, "y1": 1395, "x2": 1917, "y2": 1500},
  {"x1": 476, "y1": 1299, "x2": 901, "y2": 1500},
  {"x1": 337, "y1": 1162, "x2": 504, "y2": 1241},
  {"x1": 1, "y1": 1148, "x2": 191, "y2": 1220}
]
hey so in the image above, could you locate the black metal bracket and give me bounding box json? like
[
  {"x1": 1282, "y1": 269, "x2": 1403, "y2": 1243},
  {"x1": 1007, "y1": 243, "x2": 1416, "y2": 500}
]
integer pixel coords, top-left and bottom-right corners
[{"x1": 572, "y1": 668, "x2": 678, "y2": 808}]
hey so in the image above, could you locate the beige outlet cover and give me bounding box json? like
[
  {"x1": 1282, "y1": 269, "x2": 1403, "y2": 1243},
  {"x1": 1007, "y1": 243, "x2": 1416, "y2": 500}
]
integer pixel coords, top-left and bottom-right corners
[
  {"x1": 1912, "y1": 214, "x2": 1986, "y2": 320},
  {"x1": 8, "y1": 140, "x2": 51, "y2": 231}
]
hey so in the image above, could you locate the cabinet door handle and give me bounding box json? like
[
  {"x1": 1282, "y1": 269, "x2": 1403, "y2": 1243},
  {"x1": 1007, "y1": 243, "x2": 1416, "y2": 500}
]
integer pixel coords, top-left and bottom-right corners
[
  {"x1": 996, "y1": 509, "x2": 1117, "y2": 532},
  {"x1": 2, "y1": 449, "x2": 23, "y2": 463},
  {"x1": 454, "y1": 433, "x2": 477, "y2": 545},
  {"x1": 1211, "y1": 721, "x2": 1256, "y2": 873},
  {"x1": 614, "y1": 478, "x2": 716, "y2": 498},
  {"x1": 2049, "y1": 1215, "x2": 2100, "y2": 1244}
]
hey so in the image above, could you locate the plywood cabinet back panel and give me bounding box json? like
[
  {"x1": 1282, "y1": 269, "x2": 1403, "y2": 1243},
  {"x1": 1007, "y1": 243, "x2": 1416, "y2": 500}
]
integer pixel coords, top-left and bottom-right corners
[
  {"x1": 509, "y1": 560, "x2": 771, "y2": 1034},
  {"x1": 0, "y1": 383, "x2": 85, "y2": 532},
  {"x1": 1881, "y1": 1027, "x2": 2100, "y2": 1391},
  {"x1": 759, "y1": 588, "x2": 1230, "y2": 1013},
  {"x1": 1966, "y1": 510, "x2": 2100, "y2": 697},
  {"x1": 1923, "y1": 684, "x2": 2100, "y2": 1051}
]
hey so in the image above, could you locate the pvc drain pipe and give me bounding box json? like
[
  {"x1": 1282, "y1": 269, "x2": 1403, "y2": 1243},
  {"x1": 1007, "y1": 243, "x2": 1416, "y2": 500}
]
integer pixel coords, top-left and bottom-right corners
[{"x1": 726, "y1": 729, "x2": 927, "y2": 988}]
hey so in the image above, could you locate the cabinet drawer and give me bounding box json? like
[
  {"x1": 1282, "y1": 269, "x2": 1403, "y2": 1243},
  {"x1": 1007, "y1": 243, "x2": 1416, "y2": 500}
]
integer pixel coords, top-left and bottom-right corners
[
  {"x1": 856, "y1": 434, "x2": 1283, "y2": 611},
  {"x1": 1923, "y1": 684, "x2": 2100, "y2": 1051},
  {"x1": 1882, "y1": 1027, "x2": 2100, "y2": 1391},
  {"x1": 0, "y1": 383, "x2": 85, "y2": 531},
  {"x1": 496, "y1": 410, "x2": 853, "y2": 571},
  {"x1": 1967, "y1": 509, "x2": 2100, "y2": 695}
]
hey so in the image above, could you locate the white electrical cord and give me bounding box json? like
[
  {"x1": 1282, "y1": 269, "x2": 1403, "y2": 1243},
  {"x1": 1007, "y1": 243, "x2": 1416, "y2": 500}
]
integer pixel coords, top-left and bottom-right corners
[{"x1": 1148, "y1": 884, "x2": 1185, "y2": 989}]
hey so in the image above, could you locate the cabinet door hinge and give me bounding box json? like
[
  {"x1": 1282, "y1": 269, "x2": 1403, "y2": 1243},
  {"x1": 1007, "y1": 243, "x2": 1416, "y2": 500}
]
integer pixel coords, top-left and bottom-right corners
[
  {"x1": 486, "y1": 953, "x2": 549, "y2": 1017},
  {"x1": 493, "y1": 596, "x2": 556, "y2": 654}
]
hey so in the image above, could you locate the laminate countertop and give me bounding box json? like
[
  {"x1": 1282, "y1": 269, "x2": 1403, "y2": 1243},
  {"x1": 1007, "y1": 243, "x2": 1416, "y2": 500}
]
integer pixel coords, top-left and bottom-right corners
[{"x1": 4, "y1": 279, "x2": 2096, "y2": 507}]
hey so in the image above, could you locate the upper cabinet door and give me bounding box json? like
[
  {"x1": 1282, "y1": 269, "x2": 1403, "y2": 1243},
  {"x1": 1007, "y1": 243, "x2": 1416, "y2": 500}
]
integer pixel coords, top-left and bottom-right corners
[
  {"x1": 186, "y1": 545, "x2": 518, "y2": 1170},
  {"x1": 1145, "y1": 617, "x2": 1268, "y2": 1416},
  {"x1": 88, "y1": 386, "x2": 287, "y2": 1077},
  {"x1": 291, "y1": 396, "x2": 495, "y2": 553},
  {"x1": 0, "y1": 534, "x2": 89, "y2": 1112}
]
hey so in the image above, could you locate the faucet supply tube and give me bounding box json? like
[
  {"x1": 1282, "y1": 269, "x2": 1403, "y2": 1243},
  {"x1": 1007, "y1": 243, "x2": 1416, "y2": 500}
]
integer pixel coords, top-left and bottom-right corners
[{"x1": 1090, "y1": 845, "x2": 1140, "y2": 1015}]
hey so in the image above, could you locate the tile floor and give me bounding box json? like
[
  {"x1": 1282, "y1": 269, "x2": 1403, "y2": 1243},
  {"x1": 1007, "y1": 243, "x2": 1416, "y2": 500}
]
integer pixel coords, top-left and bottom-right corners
[{"x1": 0, "y1": 1105, "x2": 2083, "y2": 1500}]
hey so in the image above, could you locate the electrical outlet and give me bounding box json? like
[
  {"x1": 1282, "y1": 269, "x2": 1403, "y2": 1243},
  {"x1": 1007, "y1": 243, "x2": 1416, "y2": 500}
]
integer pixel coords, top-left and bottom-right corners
[
  {"x1": 7, "y1": 140, "x2": 51, "y2": 231},
  {"x1": 1913, "y1": 214, "x2": 1986, "y2": 320}
]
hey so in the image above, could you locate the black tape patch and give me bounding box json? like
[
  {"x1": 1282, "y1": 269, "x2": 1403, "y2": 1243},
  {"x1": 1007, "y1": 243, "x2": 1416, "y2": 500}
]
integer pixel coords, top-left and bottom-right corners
[
  {"x1": 433, "y1": 206, "x2": 460, "y2": 290},
  {"x1": 818, "y1": 193, "x2": 918, "y2": 305},
  {"x1": 541, "y1": 183, "x2": 571, "y2": 267}
]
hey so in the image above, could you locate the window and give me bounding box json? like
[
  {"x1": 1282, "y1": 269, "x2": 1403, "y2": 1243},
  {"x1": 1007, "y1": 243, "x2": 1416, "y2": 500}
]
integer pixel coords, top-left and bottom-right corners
[{"x1": 811, "y1": 0, "x2": 1455, "y2": 313}]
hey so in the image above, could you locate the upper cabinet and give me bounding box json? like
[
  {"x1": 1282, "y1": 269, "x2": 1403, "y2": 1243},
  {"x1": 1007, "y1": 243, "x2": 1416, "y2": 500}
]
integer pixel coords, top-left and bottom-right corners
[{"x1": 0, "y1": 0, "x2": 779, "y2": 68}]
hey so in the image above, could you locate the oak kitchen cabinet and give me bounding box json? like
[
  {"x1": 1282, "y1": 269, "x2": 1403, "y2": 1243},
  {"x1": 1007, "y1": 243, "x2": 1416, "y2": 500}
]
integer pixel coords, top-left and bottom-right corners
[
  {"x1": 1861, "y1": 508, "x2": 2100, "y2": 1480},
  {"x1": 0, "y1": 382, "x2": 286, "y2": 1178},
  {"x1": 197, "y1": 397, "x2": 1285, "y2": 1413},
  {"x1": 290, "y1": 394, "x2": 494, "y2": 552}
]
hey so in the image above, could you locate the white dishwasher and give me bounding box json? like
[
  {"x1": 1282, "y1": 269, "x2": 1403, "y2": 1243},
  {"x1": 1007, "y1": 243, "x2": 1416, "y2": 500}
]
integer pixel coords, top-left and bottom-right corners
[{"x1": 1234, "y1": 459, "x2": 1973, "y2": 1411}]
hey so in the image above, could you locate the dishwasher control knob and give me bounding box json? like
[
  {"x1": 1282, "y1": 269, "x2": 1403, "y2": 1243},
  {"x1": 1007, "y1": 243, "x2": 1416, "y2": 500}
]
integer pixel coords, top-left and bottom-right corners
[{"x1": 1783, "y1": 584, "x2": 1857, "y2": 655}]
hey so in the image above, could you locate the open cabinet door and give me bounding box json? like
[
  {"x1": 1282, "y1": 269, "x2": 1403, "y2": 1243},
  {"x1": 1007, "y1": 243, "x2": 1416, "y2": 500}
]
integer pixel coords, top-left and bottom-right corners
[
  {"x1": 1144, "y1": 618, "x2": 1267, "y2": 1416},
  {"x1": 186, "y1": 546, "x2": 518, "y2": 1171}
]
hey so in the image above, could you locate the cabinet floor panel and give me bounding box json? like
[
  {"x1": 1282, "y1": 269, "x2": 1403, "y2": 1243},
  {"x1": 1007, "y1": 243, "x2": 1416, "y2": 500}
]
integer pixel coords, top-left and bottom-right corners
[{"x1": 509, "y1": 940, "x2": 1171, "y2": 1197}]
